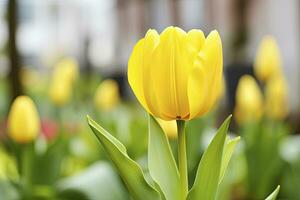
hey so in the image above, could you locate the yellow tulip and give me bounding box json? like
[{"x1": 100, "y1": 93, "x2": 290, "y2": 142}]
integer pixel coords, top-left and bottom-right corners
[
  {"x1": 128, "y1": 26, "x2": 223, "y2": 120},
  {"x1": 7, "y1": 96, "x2": 40, "y2": 143},
  {"x1": 234, "y1": 75, "x2": 263, "y2": 124},
  {"x1": 265, "y1": 75, "x2": 288, "y2": 120},
  {"x1": 156, "y1": 118, "x2": 177, "y2": 139},
  {"x1": 53, "y1": 57, "x2": 79, "y2": 84},
  {"x1": 94, "y1": 79, "x2": 120, "y2": 111},
  {"x1": 254, "y1": 36, "x2": 282, "y2": 82},
  {"x1": 48, "y1": 78, "x2": 72, "y2": 106},
  {"x1": 48, "y1": 57, "x2": 78, "y2": 106}
]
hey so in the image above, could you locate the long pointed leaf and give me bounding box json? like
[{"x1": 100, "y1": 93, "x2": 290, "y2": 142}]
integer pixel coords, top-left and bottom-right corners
[
  {"x1": 219, "y1": 136, "x2": 240, "y2": 184},
  {"x1": 87, "y1": 116, "x2": 161, "y2": 200},
  {"x1": 148, "y1": 116, "x2": 181, "y2": 200},
  {"x1": 265, "y1": 186, "x2": 280, "y2": 200},
  {"x1": 187, "y1": 115, "x2": 232, "y2": 200}
]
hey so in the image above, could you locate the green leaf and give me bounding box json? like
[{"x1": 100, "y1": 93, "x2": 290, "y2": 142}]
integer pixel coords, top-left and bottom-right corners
[
  {"x1": 0, "y1": 181, "x2": 19, "y2": 200},
  {"x1": 57, "y1": 162, "x2": 129, "y2": 200},
  {"x1": 87, "y1": 116, "x2": 161, "y2": 200},
  {"x1": 219, "y1": 136, "x2": 240, "y2": 184},
  {"x1": 187, "y1": 115, "x2": 232, "y2": 200},
  {"x1": 32, "y1": 137, "x2": 67, "y2": 185},
  {"x1": 265, "y1": 186, "x2": 280, "y2": 200},
  {"x1": 148, "y1": 116, "x2": 181, "y2": 200}
]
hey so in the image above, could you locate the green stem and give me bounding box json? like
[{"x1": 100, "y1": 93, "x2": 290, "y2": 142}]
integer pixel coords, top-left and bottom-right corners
[
  {"x1": 177, "y1": 120, "x2": 188, "y2": 199},
  {"x1": 33, "y1": 185, "x2": 55, "y2": 199},
  {"x1": 21, "y1": 143, "x2": 33, "y2": 199}
]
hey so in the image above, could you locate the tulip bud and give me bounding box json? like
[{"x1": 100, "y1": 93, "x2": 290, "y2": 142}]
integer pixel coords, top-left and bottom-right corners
[
  {"x1": 53, "y1": 57, "x2": 79, "y2": 84},
  {"x1": 254, "y1": 36, "x2": 282, "y2": 82},
  {"x1": 234, "y1": 75, "x2": 264, "y2": 125},
  {"x1": 156, "y1": 118, "x2": 177, "y2": 139},
  {"x1": 48, "y1": 57, "x2": 78, "y2": 106},
  {"x1": 265, "y1": 75, "x2": 288, "y2": 120},
  {"x1": 7, "y1": 96, "x2": 40, "y2": 143},
  {"x1": 48, "y1": 78, "x2": 72, "y2": 106},
  {"x1": 94, "y1": 79, "x2": 120, "y2": 111}
]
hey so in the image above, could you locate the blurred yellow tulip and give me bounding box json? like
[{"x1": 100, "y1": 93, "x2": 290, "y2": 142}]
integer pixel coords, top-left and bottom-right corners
[
  {"x1": 234, "y1": 75, "x2": 264, "y2": 124},
  {"x1": 48, "y1": 57, "x2": 79, "y2": 106},
  {"x1": 128, "y1": 26, "x2": 223, "y2": 120},
  {"x1": 53, "y1": 57, "x2": 79, "y2": 84},
  {"x1": 265, "y1": 76, "x2": 288, "y2": 120},
  {"x1": 94, "y1": 79, "x2": 120, "y2": 111},
  {"x1": 7, "y1": 96, "x2": 40, "y2": 143},
  {"x1": 254, "y1": 36, "x2": 282, "y2": 82},
  {"x1": 48, "y1": 79, "x2": 72, "y2": 106},
  {"x1": 156, "y1": 118, "x2": 177, "y2": 139}
]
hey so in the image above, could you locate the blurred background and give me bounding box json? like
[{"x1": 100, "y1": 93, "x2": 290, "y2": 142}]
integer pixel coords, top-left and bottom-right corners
[
  {"x1": 0, "y1": 0, "x2": 300, "y2": 200},
  {"x1": 0, "y1": 0, "x2": 299, "y2": 117}
]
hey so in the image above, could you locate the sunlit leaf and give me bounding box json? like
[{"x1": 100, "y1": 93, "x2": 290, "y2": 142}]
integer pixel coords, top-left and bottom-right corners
[
  {"x1": 87, "y1": 116, "x2": 161, "y2": 200},
  {"x1": 187, "y1": 115, "x2": 231, "y2": 200},
  {"x1": 219, "y1": 136, "x2": 240, "y2": 183},
  {"x1": 265, "y1": 186, "x2": 280, "y2": 200},
  {"x1": 148, "y1": 116, "x2": 181, "y2": 200}
]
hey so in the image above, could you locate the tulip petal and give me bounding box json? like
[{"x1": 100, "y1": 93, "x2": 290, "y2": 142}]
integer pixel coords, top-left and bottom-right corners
[
  {"x1": 128, "y1": 29, "x2": 160, "y2": 116},
  {"x1": 234, "y1": 75, "x2": 264, "y2": 124},
  {"x1": 151, "y1": 27, "x2": 192, "y2": 120},
  {"x1": 188, "y1": 30, "x2": 223, "y2": 119},
  {"x1": 188, "y1": 58, "x2": 207, "y2": 119},
  {"x1": 187, "y1": 29, "x2": 205, "y2": 53},
  {"x1": 197, "y1": 31, "x2": 223, "y2": 116},
  {"x1": 254, "y1": 36, "x2": 282, "y2": 81}
]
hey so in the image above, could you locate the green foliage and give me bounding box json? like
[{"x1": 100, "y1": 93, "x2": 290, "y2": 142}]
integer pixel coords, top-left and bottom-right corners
[
  {"x1": 219, "y1": 136, "x2": 241, "y2": 183},
  {"x1": 185, "y1": 116, "x2": 209, "y2": 181},
  {"x1": 265, "y1": 186, "x2": 280, "y2": 200},
  {"x1": 87, "y1": 116, "x2": 161, "y2": 200},
  {"x1": 187, "y1": 116, "x2": 234, "y2": 200},
  {"x1": 31, "y1": 137, "x2": 68, "y2": 185},
  {"x1": 0, "y1": 181, "x2": 19, "y2": 200},
  {"x1": 280, "y1": 135, "x2": 300, "y2": 199},
  {"x1": 57, "y1": 162, "x2": 128, "y2": 200},
  {"x1": 148, "y1": 116, "x2": 180, "y2": 200},
  {"x1": 87, "y1": 114, "x2": 281, "y2": 200},
  {"x1": 243, "y1": 120, "x2": 286, "y2": 199}
]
